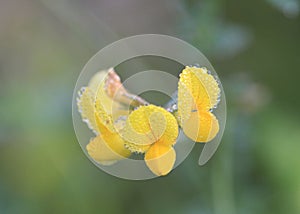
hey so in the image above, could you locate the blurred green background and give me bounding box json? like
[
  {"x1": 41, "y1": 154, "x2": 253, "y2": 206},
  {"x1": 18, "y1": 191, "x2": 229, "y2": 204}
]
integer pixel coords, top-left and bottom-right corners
[{"x1": 1, "y1": 0, "x2": 300, "y2": 213}]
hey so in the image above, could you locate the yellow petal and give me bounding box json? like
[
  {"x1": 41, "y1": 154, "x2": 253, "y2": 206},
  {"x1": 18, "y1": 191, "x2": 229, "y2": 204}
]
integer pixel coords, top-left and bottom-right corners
[
  {"x1": 122, "y1": 105, "x2": 178, "y2": 153},
  {"x1": 89, "y1": 70, "x2": 115, "y2": 115},
  {"x1": 86, "y1": 135, "x2": 130, "y2": 165},
  {"x1": 77, "y1": 87, "x2": 98, "y2": 133},
  {"x1": 88, "y1": 70, "x2": 108, "y2": 93},
  {"x1": 178, "y1": 66, "x2": 220, "y2": 121},
  {"x1": 94, "y1": 111, "x2": 117, "y2": 143},
  {"x1": 94, "y1": 75, "x2": 129, "y2": 126},
  {"x1": 95, "y1": 97, "x2": 116, "y2": 133},
  {"x1": 88, "y1": 110, "x2": 131, "y2": 164},
  {"x1": 145, "y1": 144, "x2": 176, "y2": 176},
  {"x1": 93, "y1": 73, "x2": 128, "y2": 133},
  {"x1": 182, "y1": 111, "x2": 219, "y2": 142},
  {"x1": 77, "y1": 70, "x2": 126, "y2": 134}
]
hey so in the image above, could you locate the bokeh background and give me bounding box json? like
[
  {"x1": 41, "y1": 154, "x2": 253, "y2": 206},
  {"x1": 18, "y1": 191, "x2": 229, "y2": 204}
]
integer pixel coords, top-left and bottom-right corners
[{"x1": 1, "y1": 0, "x2": 300, "y2": 213}]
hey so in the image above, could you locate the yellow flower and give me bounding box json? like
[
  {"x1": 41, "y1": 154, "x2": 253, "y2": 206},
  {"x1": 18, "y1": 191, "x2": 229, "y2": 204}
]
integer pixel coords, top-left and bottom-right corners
[
  {"x1": 77, "y1": 69, "x2": 131, "y2": 165},
  {"x1": 122, "y1": 105, "x2": 178, "y2": 176},
  {"x1": 178, "y1": 66, "x2": 220, "y2": 142}
]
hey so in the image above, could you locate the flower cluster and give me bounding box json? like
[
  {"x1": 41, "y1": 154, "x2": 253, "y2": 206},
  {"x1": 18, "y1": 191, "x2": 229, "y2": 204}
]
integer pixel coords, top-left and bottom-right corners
[{"x1": 77, "y1": 66, "x2": 220, "y2": 176}]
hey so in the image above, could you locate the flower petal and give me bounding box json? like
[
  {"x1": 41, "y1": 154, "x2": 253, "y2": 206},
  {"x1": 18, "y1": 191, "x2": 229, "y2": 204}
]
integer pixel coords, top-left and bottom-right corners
[
  {"x1": 145, "y1": 144, "x2": 176, "y2": 176},
  {"x1": 182, "y1": 111, "x2": 219, "y2": 142},
  {"x1": 77, "y1": 87, "x2": 98, "y2": 134},
  {"x1": 88, "y1": 70, "x2": 108, "y2": 93},
  {"x1": 77, "y1": 70, "x2": 119, "y2": 134},
  {"x1": 95, "y1": 76, "x2": 129, "y2": 126},
  {"x1": 178, "y1": 66, "x2": 220, "y2": 118},
  {"x1": 122, "y1": 105, "x2": 178, "y2": 153},
  {"x1": 86, "y1": 135, "x2": 130, "y2": 165},
  {"x1": 95, "y1": 96, "x2": 116, "y2": 133}
]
